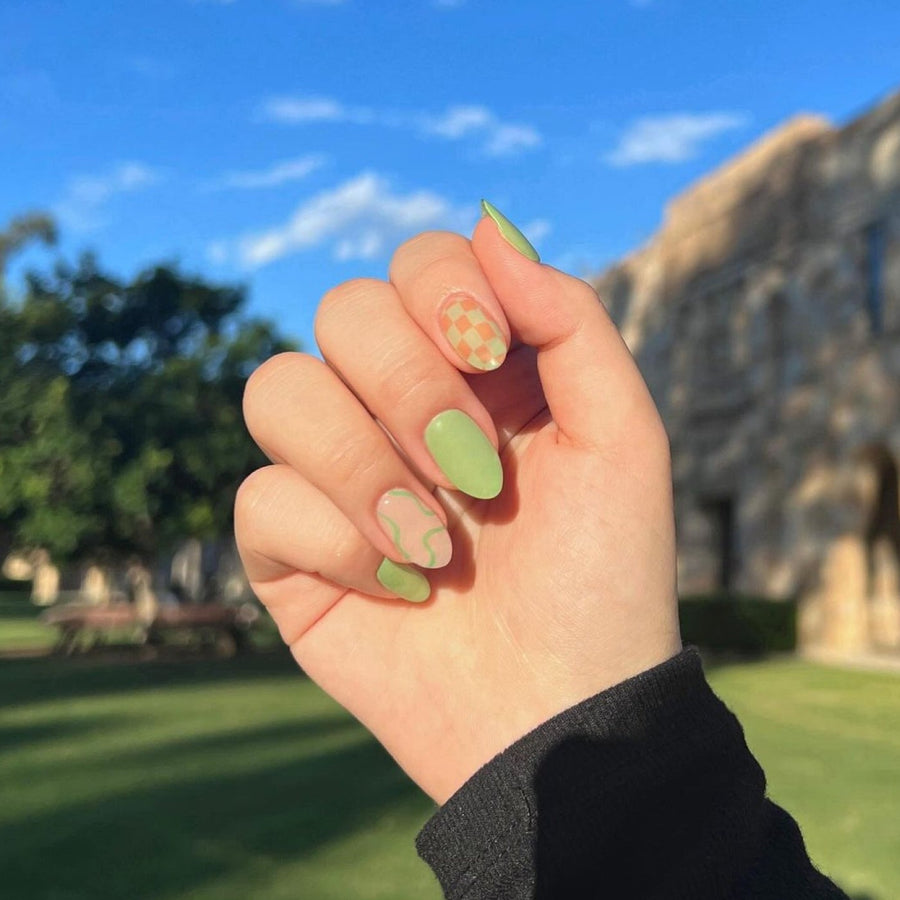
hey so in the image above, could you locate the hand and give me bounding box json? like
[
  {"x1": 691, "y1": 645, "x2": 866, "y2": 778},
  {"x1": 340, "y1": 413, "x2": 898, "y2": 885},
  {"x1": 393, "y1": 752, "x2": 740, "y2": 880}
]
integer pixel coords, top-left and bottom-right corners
[{"x1": 236, "y1": 205, "x2": 681, "y2": 804}]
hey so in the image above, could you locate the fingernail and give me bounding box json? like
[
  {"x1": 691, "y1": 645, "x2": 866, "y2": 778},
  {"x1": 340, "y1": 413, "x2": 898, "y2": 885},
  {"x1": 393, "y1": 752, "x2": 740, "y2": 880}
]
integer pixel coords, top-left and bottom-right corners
[
  {"x1": 377, "y1": 489, "x2": 452, "y2": 569},
  {"x1": 424, "y1": 409, "x2": 503, "y2": 500},
  {"x1": 480, "y1": 199, "x2": 540, "y2": 262},
  {"x1": 440, "y1": 295, "x2": 508, "y2": 371},
  {"x1": 376, "y1": 558, "x2": 431, "y2": 603}
]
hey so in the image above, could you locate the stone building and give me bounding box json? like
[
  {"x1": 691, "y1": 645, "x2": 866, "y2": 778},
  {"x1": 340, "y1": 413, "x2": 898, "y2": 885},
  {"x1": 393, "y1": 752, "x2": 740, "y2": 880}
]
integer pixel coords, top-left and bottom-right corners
[{"x1": 598, "y1": 90, "x2": 900, "y2": 656}]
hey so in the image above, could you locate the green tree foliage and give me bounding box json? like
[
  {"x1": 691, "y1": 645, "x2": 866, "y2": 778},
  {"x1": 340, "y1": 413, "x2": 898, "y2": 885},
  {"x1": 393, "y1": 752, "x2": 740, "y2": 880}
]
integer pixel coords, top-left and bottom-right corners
[
  {"x1": 0, "y1": 240, "x2": 295, "y2": 564},
  {"x1": 0, "y1": 212, "x2": 56, "y2": 275}
]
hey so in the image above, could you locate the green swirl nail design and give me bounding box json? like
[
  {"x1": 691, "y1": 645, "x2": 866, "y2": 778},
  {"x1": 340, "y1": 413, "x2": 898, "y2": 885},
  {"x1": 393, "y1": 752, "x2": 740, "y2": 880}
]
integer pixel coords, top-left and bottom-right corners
[{"x1": 377, "y1": 489, "x2": 452, "y2": 569}]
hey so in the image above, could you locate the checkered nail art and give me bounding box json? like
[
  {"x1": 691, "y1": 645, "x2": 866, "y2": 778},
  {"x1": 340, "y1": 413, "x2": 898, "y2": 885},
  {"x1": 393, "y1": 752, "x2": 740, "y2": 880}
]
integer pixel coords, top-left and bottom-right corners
[{"x1": 439, "y1": 296, "x2": 507, "y2": 371}]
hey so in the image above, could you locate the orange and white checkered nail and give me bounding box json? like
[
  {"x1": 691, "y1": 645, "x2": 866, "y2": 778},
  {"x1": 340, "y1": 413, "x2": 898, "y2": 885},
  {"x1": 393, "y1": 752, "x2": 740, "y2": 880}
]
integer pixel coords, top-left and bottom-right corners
[{"x1": 439, "y1": 295, "x2": 507, "y2": 371}]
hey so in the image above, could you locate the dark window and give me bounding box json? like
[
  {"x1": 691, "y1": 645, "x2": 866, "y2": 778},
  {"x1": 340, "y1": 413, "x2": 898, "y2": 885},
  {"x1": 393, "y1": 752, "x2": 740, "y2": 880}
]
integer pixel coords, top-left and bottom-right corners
[
  {"x1": 865, "y1": 220, "x2": 886, "y2": 335},
  {"x1": 863, "y1": 446, "x2": 900, "y2": 600},
  {"x1": 769, "y1": 293, "x2": 787, "y2": 387},
  {"x1": 703, "y1": 497, "x2": 737, "y2": 592}
]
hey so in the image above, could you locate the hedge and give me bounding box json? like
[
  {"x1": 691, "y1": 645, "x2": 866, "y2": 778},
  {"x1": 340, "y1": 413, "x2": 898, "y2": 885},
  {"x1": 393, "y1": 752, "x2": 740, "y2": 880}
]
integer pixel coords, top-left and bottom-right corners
[{"x1": 678, "y1": 593, "x2": 797, "y2": 655}]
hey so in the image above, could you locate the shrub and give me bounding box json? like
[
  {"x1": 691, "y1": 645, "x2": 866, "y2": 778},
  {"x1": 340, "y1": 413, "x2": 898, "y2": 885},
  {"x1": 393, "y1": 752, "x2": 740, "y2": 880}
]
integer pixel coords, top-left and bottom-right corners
[{"x1": 678, "y1": 593, "x2": 797, "y2": 655}]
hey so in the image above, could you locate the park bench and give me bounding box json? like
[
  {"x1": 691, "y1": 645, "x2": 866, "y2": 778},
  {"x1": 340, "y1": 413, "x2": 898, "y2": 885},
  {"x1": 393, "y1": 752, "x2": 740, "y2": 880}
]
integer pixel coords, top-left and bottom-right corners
[{"x1": 41, "y1": 600, "x2": 257, "y2": 657}]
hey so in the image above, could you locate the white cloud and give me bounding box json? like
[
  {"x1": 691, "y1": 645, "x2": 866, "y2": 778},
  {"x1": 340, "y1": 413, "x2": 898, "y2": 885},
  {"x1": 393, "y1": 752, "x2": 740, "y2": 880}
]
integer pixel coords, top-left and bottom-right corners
[
  {"x1": 433, "y1": 0, "x2": 468, "y2": 8},
  {"x1": 211, "y1": 172, "x2": 472, "y2": 268},
  {"x1": 483, "y1": 123, "x2": 542, "y2": 157},
  {"x1": 521, "y1": 218, "x2": 552, "y2": 244},
  {"x1": 259, "y1": 96, "x2": 350, "y2": 123},
  {"x1": 209, "y1": 155, "x2": 326, "y2": 190},
  {"x1": 421, "y1": 104, "x2": 542, "y2": 157},
  {"x1": 55, "y1": 162, "x2": 163, "y2": 231},
  {"x1": 425, "y1": 105, "x2": 493, "y2": 138},
  {"x1": 605, "y1": 112, "x2": 748, "y2": 166},
  {"x1": 260, "y1": 95, "x2": 541, "y2": 158}
]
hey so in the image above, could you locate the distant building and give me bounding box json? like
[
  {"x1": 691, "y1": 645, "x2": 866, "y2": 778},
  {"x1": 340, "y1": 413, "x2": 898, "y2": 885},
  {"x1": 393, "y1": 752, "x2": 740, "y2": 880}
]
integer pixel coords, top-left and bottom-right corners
[{"x1": 598, "y1": 90, "x2": 900, "y2": 656}]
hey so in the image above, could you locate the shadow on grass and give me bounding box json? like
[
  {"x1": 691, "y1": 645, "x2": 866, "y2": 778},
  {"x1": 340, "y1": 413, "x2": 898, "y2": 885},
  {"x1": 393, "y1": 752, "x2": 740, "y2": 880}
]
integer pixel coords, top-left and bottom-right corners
[
  {"x1": 0, "y1": 719, "x2": 430, "y2": 899},
  {"x1": 0, "y1": 649, "x2": 299, "y2": 709},
  {"x1": 0, "y1": 713, "x2": 135, "y2": 751}
]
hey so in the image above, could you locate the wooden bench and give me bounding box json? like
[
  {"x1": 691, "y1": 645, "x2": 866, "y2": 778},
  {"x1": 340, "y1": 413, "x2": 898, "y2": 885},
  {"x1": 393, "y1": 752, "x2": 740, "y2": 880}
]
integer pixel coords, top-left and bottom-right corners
[{"x1": 41, "y1": 601, "x2": 256, "y2": 656}]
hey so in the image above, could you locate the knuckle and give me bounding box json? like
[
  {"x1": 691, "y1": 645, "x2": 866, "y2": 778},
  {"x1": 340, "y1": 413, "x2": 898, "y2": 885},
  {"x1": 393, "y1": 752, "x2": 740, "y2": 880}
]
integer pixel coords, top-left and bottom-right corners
[
  {"x1": 234, "y1": 467, "x2": 279, "y2": 541},
  {"x1": 314, "y1": 278, "x2": 384, "y2": 348},
  {"x1": 389, "y1": 231, "x2": 470, "y2": 284},
  {"x1": 643, "y1": 415, "x2": 672, "y2": 467},
  {"x1": 381, "y1": 355, "x2": 446, "y2": 410},
  {"x1": 243, "y1": 352, "x2": 325, "y2": 434},
  {"x1": 324, "y1": 430, "x2": 382, "y2": 486},
  {"x1": 628, "y1": 409, "x2": 672, "y2": 475},
  {"x1": 244, "y1": 351, "x2": 297, "y2": 410},
  {"x1": 405, "y1": 252, "x2": 470, "y2": 297},
  {"x1": 570, "y1": 276, "x2": 602, "y2": 308}
]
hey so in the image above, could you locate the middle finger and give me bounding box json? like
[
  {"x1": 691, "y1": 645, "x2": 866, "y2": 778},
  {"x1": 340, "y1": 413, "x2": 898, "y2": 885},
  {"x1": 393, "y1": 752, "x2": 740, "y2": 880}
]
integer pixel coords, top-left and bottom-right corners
[{"x1": 315, "y1": 277, "x2": 503, "y2": 502}]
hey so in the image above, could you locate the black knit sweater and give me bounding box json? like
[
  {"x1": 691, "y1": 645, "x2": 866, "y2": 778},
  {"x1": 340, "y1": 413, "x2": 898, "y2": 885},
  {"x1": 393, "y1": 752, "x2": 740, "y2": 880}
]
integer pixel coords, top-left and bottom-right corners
[{"x1": 416, "y1": 648, "x2": 849, "y2": 899}]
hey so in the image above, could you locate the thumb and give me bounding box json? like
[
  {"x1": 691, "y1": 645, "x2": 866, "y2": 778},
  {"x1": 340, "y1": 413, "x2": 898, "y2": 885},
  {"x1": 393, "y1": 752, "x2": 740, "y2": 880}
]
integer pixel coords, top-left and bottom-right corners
[{"x1": 472, "y1": 201, "x2": 661, "y2": 451}]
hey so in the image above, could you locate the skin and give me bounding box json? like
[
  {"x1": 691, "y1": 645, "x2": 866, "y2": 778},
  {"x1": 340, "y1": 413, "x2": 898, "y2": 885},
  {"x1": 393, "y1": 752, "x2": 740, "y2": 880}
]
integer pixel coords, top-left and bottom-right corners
[{"x1": 235, "y1": 218, "x2": 682, "y2": 805}]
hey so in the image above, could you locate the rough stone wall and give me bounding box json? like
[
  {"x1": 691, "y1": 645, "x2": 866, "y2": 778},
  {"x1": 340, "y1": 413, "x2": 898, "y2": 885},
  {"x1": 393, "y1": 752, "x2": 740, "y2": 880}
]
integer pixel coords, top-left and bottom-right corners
[{"x1": 597, "y1": 90, "x2": 900, "y2": 654}]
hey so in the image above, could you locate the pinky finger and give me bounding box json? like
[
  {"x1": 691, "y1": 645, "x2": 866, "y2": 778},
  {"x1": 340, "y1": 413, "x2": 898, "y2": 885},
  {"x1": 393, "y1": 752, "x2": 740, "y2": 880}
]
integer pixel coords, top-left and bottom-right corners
[{"x1": 234, "y1": 466, "x2": 431, "y2": 637}]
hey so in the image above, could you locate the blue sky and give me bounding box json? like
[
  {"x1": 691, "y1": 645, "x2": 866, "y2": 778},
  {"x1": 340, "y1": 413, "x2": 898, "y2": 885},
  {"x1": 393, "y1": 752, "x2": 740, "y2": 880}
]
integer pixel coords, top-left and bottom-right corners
[{"x1": 2, "y1": 0, "x2": 899, "y2": 350}]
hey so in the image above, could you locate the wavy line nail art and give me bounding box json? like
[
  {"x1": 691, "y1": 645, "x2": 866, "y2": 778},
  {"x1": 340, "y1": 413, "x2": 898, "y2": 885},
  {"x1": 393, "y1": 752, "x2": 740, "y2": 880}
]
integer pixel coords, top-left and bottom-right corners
[{"x1": 377, "y1": 489, "x2": 452, "y2": 569}]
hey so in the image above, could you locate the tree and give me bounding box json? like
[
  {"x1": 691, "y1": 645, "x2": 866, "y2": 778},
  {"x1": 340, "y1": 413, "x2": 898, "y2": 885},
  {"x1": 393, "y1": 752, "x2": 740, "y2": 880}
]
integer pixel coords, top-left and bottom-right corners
[
  {"x1": 0, "y1": 212, "x2": 56, "y2": 277},
  {"x1": 0, "y1": 232, "x2": 295, "y2": 565}
]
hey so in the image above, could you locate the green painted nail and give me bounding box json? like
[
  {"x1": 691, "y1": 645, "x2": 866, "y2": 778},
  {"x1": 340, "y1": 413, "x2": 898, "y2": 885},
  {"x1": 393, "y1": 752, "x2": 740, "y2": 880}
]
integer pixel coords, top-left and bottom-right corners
[
  {"x1": 424, "y1": 409, "x2": 503, "y2": 500},
  {"x1": 376, "y1": 558, "x2": 431, "y2": 603},
  {"x1": 480, "y1": 199, "x2": 540, "y2": 262}
]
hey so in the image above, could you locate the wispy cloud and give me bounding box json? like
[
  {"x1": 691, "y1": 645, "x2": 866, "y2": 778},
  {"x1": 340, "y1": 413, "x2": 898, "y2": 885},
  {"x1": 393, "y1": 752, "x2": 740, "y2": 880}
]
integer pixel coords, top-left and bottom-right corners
[
  {"x1": 521, "y1": 218, "x2": 552, "y2": 244},
  {"x1": 209, "y1": 172, "x2": 473, "y2": 268},
  {"x1": 605, "y1": 112, "x2": 748, "y2": 166},
  {"x1": 424, "y1": 105, "x2": 492, "y2": 138},
  {"x1": 55, "y1": 162, "x2": 163, "y2": 232},
  {"x1": 207, "y1": 154, "x2": 326, "y2": 190},
  {"x1": 423, "y1": 105, "x2": 541, "y2": 157},
  {"x1": 258, "y1": 96, "x2": 363, "y2": 123},
  {"x1": 605, "y1": 112, "x2": 749, "y2": 166},
  {"x1": 260, "y1": 96, "x2": 541, "y2": 158},
  {"x1": 483, "y1": 123, "x2": 542, "y2": 157}
]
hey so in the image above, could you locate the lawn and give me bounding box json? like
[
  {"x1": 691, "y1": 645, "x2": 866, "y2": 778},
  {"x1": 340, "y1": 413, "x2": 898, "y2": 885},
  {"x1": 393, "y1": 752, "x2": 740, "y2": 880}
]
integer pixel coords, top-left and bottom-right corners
[
  {"x1": 709, "y1": 659, "x2": 900, "y2": 900},
  {"x1": 0, "y1": 652, "x2": 442, "y2": 900},
  {"x1": 0, "y1": 590, "x2": 57, "y2": 653},
  {"x1": 0, "y1": 614, "x2": 897, "y2": 898}
]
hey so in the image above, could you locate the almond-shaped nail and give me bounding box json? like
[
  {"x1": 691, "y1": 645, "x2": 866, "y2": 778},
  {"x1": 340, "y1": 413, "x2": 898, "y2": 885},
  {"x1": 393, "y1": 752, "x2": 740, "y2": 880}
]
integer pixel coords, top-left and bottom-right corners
[
  {"x1": 377, "y1": 489, "x2": 452, "y2": 569},
  {"x1": 480, "y1": 199, "x2": 540, "y2": 262},
  {"x1": 440, "y1": 295, "x2": 508, "y2": 371},
  {"x1": 424, "y1": 409, "x2": 503, "y2": 500},
  {"x1": 376, "y1": 558, "x2": 431, "y2": 603}
]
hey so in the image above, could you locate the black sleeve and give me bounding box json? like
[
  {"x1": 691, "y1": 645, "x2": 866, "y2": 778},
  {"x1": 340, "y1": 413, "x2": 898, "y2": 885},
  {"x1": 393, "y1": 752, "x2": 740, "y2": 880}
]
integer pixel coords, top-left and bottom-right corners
[{"x1": 415, "y1": 648, "x2": 849, "y2": 899}]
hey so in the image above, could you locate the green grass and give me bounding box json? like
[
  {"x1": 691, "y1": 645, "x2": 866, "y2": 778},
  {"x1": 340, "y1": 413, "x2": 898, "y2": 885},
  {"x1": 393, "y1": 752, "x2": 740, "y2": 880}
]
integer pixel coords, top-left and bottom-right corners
[
  {"x1": 0, "y1": 653, "x2": 442, "y2": 900},
  {"x1": 709, "y1": 659, "x2": 900, "y2": 900},
  {"x1": 0, "y1": 590, "x2": 56, "y2": 652},
  {"x1": 0, "y1": 641, "x2": 896, "y2": 899}
]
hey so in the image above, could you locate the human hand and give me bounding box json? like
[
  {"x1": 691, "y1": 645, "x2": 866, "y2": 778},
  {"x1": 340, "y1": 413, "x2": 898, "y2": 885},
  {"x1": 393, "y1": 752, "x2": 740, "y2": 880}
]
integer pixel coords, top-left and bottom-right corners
[{"x1": 236, "y1": 203, "x2": 681, "y2": 804}]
